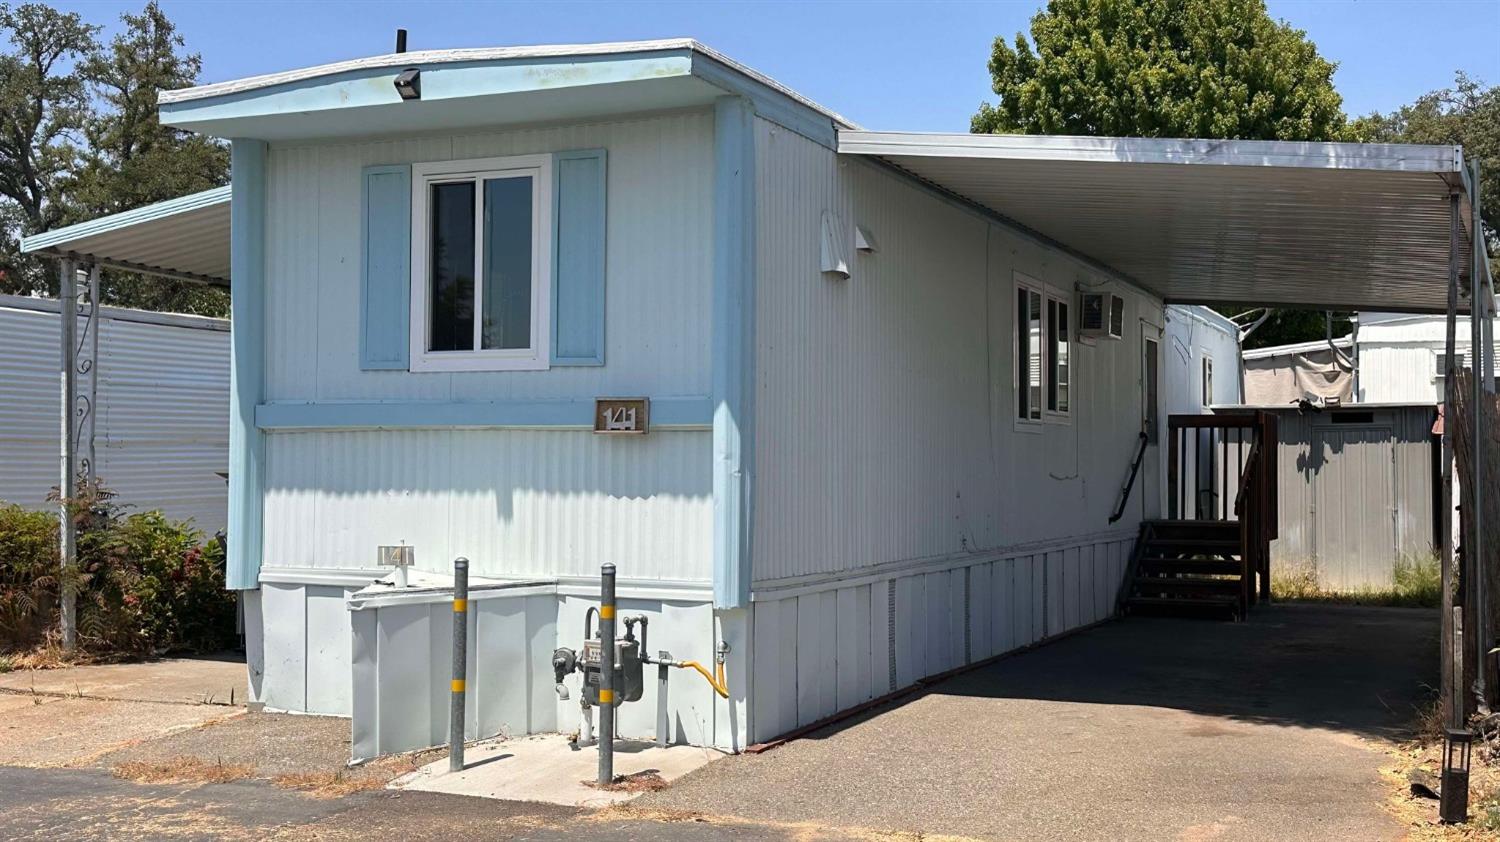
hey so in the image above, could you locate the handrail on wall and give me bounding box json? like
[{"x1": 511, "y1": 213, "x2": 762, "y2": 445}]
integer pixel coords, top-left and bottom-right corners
[{"x1": 1109, "y1": 431, "x2": 1151, "y2": 524}]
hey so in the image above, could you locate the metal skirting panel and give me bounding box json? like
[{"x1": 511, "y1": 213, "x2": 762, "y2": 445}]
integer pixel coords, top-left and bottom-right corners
[
  {"x1": 349, "y1": 589, "x2": 558, "y2": 762},
  {"x1": 262, "y1": 429, "x2": 712, "y2": 582},
  {"x1": 751, "y1": 121, "x2": 1164, "y2": 584},
  {"x1": 0, "y1": 299, "x2": 228, "y2": 532},
  {"x1": 1269, "y1": 405, "x2": 1437, "y2": 589},
  {"x1": 262, "y1": 110, "x2": 714, "y2": 403},
  {"x1": 247, "y1": 582, "x2": 357, "y2": 715},
  {"x1": 748, "y1": 535, "x2": 1132, "y2": 743}
]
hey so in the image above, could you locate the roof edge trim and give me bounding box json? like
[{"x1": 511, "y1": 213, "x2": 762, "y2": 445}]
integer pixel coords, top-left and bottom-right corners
[{"x1": 20, "y1": 186, "x2": 230, "y2": 254}]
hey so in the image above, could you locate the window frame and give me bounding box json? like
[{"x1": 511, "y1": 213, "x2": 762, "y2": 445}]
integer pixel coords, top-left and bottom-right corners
[
  {"x1": 408, "y1": 153, "x2": 554, "y2": 373},
  {"x1": 1201, "y1": 354, "x2": 1214, "y2": 407},
  {"x1": 1046, "y1": 294, "x2": 1072, "y2": 419},
  {"x1": 1014, "y1": 274, "x2": 1045, "y2": 427}
]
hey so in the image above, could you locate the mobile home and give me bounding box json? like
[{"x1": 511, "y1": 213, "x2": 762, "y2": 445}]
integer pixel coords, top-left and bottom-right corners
[{"x1": 24, "y1": 39, "x2": 1488, "y2": 760}]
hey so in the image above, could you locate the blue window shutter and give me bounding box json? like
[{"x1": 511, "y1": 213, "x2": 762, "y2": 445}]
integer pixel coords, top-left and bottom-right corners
[
  {"x1": 360, "y1": 164, "x2": 411, "y2": 370},
  {"x1": 552, "y1": 149, "x2": 607, "y2": 366}
]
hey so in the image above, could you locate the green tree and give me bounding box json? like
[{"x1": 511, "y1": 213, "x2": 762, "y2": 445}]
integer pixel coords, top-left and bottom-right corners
[
  {"x1": 1351, "y1": 72, "x2": 1499, "y2": 279},
  {"x1": 73, "y1": 1, "x2": 228, "y2": 316},
  {"x1": 0, "y1": 2, "x2": 227, "y2": 316},
  {"x1": 972, "y1": 0, "x2": 1354, "y2": 349},
  {"x1": 0, "y1": 2, "x2": 97, "y2": 297}
]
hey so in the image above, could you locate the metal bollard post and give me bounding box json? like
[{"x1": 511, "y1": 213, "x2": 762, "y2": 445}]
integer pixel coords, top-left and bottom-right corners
[
  {"x1": 655, "y1": 651, "x2": 671, "y2": 748},
  {"x1": 597, "y1": 563, "x2": 616, "y2": 785},
  {"x1": 449, "y1": 557, "x2": 469, "y2": 773}
]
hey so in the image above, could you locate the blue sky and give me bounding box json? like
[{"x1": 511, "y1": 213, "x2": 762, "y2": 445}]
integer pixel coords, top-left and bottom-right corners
[{"x1": 57, "y1": 0, "x2": 1500, "y2": 132}]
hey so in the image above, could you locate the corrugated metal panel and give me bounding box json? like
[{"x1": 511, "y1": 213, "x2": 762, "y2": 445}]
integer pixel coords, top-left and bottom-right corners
[
  {"x1": 19, "y1": 187, "x2": 229, "y2": 284},
  {"x1": 838, "y1": 131, "x2": 1472, "y2": 314},
  {"x1": 751, "y1": 119, "x2": 1164, "y2": 584},
  {"x1": 0, "y1": 302, "x2": 229, "y2": 532},
  {"x1": 1268, "y1": 406, "x2": 1436, "y2": 588},
  {"x1": 262, "y1": 111, "x2": 714, "y2": 403},
  {"x1": 262, "y1": 429, "x2": 711, "y2": 581}
]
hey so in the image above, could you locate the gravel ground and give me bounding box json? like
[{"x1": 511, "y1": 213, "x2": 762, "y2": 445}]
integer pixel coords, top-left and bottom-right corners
[
  {"x1": 93, "y1": 711, "x2": 356, "y2": 777},
  {"x1": 642, "y1": 604, "x2": 1436, "y2": 841}
]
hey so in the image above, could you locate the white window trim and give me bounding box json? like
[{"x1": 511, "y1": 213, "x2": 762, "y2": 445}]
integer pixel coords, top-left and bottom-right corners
[
  {"x1": 1013, "y1": 272, "x2": 1075, "y2": 430},
  {"x1": 1201, "y1": 353, "x2": 1214, "y2": 407},
  {"x1": 409, "y1": 153, "x2": 554, "y2": 373}
]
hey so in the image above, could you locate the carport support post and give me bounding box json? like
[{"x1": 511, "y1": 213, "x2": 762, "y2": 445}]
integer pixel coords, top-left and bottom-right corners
[
  {"x1": 1471, "y1": 159, "x2": 1488, "y2": 708},
  {"x1": 58, "y1": 256, "x2": 77, "y2": 652},
  {"x1": 1441, "y1": 188, "x2": 1459, "y2": 733},
  {"x1": 448, "y1": 557, "x2": 469, "y2": 773}
]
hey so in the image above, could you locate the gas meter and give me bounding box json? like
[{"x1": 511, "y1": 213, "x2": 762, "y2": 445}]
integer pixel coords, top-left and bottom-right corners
[{"x1": 552, "y1": 607, "x2": 643, "y2": 706}]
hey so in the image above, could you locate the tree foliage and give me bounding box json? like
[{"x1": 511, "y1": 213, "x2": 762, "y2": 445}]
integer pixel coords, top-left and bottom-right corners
[
  {"x1": 972, "y1": 0, "x2": 1347, "y2": 141},
  {"x1": 0, "y1": 2, "x2": 227, "y2": 316}
]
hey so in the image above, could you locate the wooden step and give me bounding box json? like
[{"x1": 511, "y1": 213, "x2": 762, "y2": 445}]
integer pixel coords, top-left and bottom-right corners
[
  {"x1": 1132, "y1": 575, "x2": 1240, "y2": 593},
  {"x1": 1124, "y1": 595, "x2": 1240, "y2": 616},
  {"x1": 1137, "y1": 559, "x2": 1242, "y2": 576},
  {"x1": 1146, "y1": 537, "x2": 1241, "y2": 551}
]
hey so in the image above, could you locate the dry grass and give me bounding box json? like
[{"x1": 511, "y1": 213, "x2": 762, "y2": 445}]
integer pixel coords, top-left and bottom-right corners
[
  {"x1": 112, "y1": 756, "x2": 254, "y2": 785},
  {"x1": 1272, "y1": 554, "x2": 1442, "y2": 608},
  {"x1": 270, "y1": 770, "x2": 388, "y2": 799},
  {"x1": 582, "y1": 769, "x2": 670, "y2": 793},
  {"x1": 1382, "y1": 695, "x2": 1500, "y2": 839}
]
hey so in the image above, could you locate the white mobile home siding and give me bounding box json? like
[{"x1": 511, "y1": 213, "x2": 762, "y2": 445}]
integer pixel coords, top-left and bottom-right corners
[
  {"x1": 0, "y1": 297, "x2": 229, "y2": 532},
  {"x1": 257, "y1": 111, "x2": 716, "y2": 583},
  {"x1": 1356, "y1": 310, "x2": 1499, "y2": 404},
  {"x1": 1164, "y1": 304, "x2": 1241, "y2": 415},
  {"x1": 748, "y1": 121, "x2": 1162, "y2": 741}
]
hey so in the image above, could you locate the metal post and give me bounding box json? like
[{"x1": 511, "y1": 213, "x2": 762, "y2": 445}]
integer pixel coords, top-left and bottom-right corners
[
  {"x1": 655, "y1": 652, "x2": 671, "y2": 748},
  {"x1": 597, "y1": 563, "x2": 616, "y2": 785},
  {"x1": 83, "y1": 264, "x2": 99, "y2": 483},
  {"x1": 1471, "y1": 160, "x2": 1488, "y2": 707},
  {"x1": 449, "y1": 557, "x2": 469, "y2": 773},
  {"x1": 1442, "y1": 189, "x2": 1460, "y2": 730},
  {"x1": 58, "y1": 257, "x2": 77, "y2": 652}
]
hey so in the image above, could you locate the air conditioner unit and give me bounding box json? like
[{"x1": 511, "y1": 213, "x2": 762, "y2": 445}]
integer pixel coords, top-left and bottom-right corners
[{"x1": 1079, "y1": 292, "x2": 1125, "y2": 340}]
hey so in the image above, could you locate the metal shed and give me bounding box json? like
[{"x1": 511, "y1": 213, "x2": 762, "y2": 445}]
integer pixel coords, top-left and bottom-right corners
[{"x1": 1218, "y1": 403, "x2": 1438, "y2": 590}]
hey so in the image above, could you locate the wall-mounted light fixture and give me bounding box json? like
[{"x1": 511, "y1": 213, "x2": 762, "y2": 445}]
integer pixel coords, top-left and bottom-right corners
[{"x1": 394, "y1": 68, "x2": 421, "y2": 101}]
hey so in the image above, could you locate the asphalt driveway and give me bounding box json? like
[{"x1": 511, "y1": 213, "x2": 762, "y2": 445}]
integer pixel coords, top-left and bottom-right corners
[{"x1": 643, "y1": 603, "x2": 1437, "y2": 841}]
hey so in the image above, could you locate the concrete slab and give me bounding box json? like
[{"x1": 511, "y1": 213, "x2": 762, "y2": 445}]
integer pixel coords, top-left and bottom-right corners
[
  {"x1": 0, "y1": 655, "x2": 247, "y2": 706},
  {"x1": 0, "y1": 696, "x2": 241, "y2": 768},
  {"x1": 645, "y1": 604, "x2": 1436, "y2": 842},
  {"x1": 393, "y1": 733, "x2": 725, "y2": 808}
]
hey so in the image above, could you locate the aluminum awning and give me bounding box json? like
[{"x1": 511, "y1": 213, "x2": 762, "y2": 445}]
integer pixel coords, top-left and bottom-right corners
[
  {"x1": 19, "y1": 186, "x2": 231, "y2": 286},
  {"x1": 839, "y1": 132, "x2": 1485, "y2": 314}
]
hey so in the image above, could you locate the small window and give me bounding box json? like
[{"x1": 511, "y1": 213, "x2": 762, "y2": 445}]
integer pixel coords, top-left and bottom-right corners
[
  {"x1": 410, "y1": 154, "x2": 553, "y2": 372},
  {"x1": 1143, "y1": 336, "x2": 1160, "y2": 443},
  {"x1": 1047, "y1": 297, "x2": 1070, "y2": 414},
  {"x1": 1016, "y1": 283, "x2": 1043, "y2": 421},
  {"x1": 1201, "y1": 356, "x2": 1214, "y2": 406}
]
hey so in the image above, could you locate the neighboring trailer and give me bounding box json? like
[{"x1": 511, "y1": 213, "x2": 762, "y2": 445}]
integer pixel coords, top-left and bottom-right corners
[
  {"x1": 1164, "y1": 304, "x2": 1241, "y2": 415},
  {"x1": 1356, "y1": 307, "x2": 1500, "y2": 403},
  {"x1": 0, "y1": 294, "x2": 229, "y2": 532},
  {"x1": 1218, "y1": 404, "x2": 1437, "y2": 590}
]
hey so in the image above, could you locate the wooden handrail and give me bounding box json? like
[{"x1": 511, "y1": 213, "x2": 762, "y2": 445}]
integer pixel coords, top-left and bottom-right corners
[{"x1": 1233, "y1": 438, "x2": 1262, "y2": 517}]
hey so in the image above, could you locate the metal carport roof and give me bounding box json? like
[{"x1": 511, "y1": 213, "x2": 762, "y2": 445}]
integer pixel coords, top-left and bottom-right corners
[
  {"x1": 19, "y1": 186, "x2": 230, "y2": 286},
  {"x1": 838, "y1": 132, "x2": 1487, "y2": 315}
]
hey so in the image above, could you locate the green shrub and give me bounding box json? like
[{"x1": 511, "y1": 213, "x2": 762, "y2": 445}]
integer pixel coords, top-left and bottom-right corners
[
  {"x1": 1270, "y1": 552, "x2": 1441, "y2": 608},
  {"x1": 1, "y1": 481, "x2": 237, "y2": 656},
  {"x1": 0, "y1": 504, "x2": 62, "y2": 647}
]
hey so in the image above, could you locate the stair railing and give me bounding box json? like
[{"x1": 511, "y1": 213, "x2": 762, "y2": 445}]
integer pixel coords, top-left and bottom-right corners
[
  {"x1": 1233, "y1": 437, "x2": 1263, "y2": 616},
  {"x1": 1109, "y1": 431, "x2": 1151, "y2": 524}
]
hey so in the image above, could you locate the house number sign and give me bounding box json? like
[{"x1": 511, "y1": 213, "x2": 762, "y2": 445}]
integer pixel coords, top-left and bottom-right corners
[{"x1": 594, "y1": 398, "x2": 649, "y2": 434}]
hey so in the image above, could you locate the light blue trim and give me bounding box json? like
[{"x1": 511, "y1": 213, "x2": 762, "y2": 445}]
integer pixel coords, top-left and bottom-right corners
[
  {"x1": 551, "y1": 149, "x2": 608, "y2": 366},
  {"x1": 712, "y1": 96, "x2": 756, "y2": 609},
  {"x1": 359, "y1": 164, "x2": 412, "y2": 370},
  {"x1": 19, "y1": 186, "x2": 231, "y2": 255},
  {"x1": 161, "y1": 53, "x2": 695, "y2": 132},
  {"x1": 255, "y1": 397, "x2": 713, "y2": 431},
  {"x1": 692, "y1": 55, "x2": 836, "y2": 149},
  {"x1": 227, "y1": 141, "x2": 266, "y2": 591}
]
